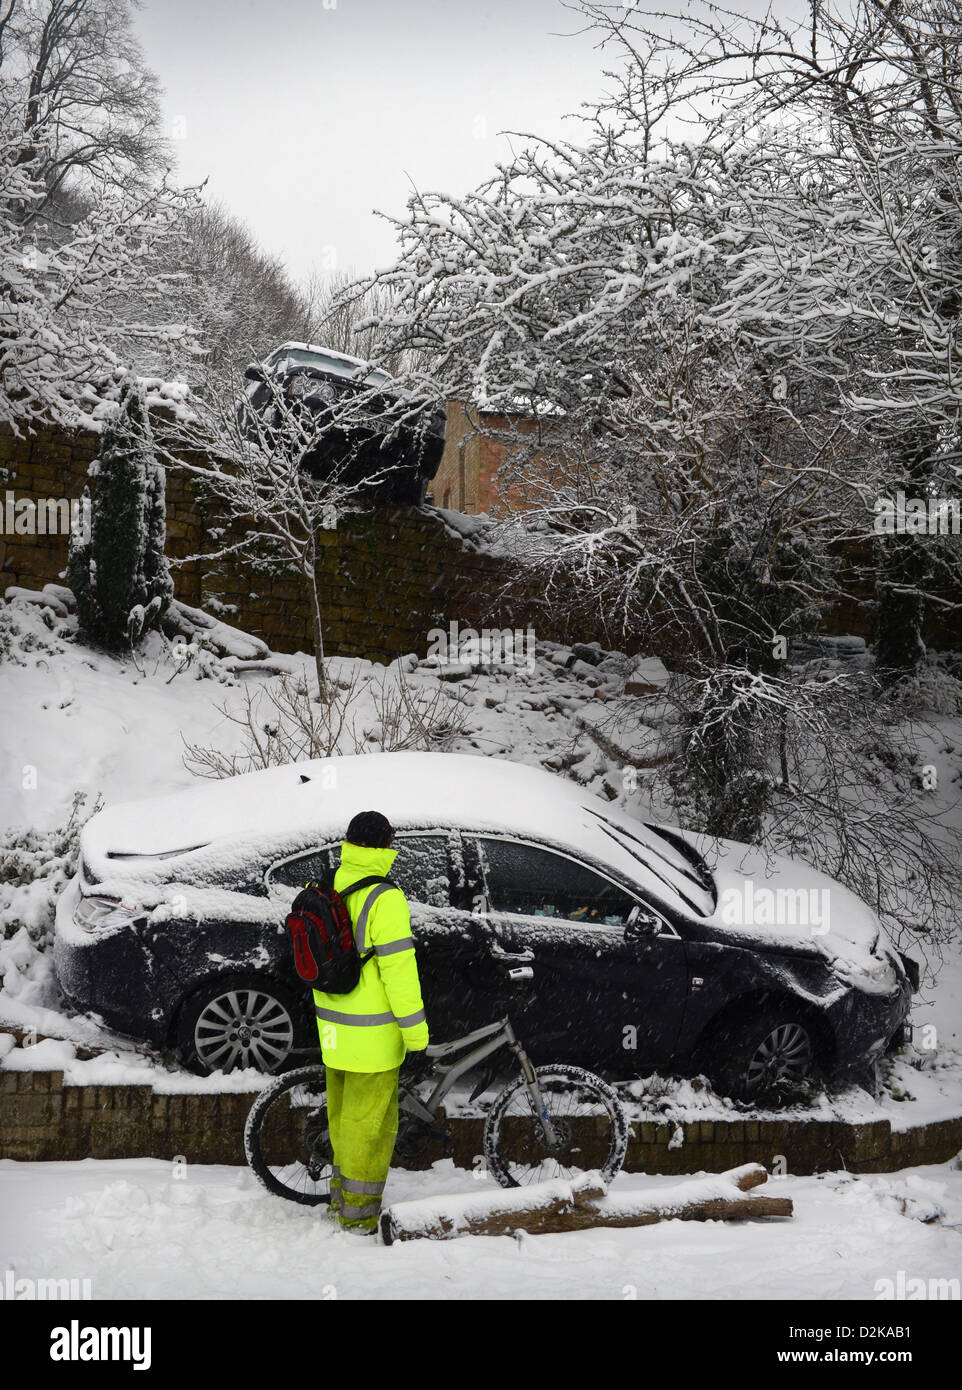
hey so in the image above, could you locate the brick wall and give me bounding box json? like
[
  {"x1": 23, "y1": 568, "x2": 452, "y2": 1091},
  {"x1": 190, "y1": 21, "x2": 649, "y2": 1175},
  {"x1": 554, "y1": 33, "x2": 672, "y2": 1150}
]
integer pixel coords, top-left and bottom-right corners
[
  {"x1": 0, "y1": 419, "x2": 621, "y2": 663},
  {"x1": 434, "y1": 402, "x2": 571, "y2": 518},
  {"x1": 1, "y1": 1067, "x2": 959, "y2": 1173},
  {"x1": 3, "y1": 418, "x2": 960, "y2": 660}
]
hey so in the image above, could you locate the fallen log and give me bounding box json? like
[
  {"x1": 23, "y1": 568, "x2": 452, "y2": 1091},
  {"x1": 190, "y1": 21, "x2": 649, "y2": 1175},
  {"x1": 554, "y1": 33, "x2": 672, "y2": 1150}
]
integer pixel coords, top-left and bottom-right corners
[
  {"x1": 380, "y1": 1162, "x2": 792, "y2": 1243},
  {"x1": 720, "y1": 1162, "x2": 771, "y2": 1192},
  {"x1": 380, "y1": 1171, "x2": 606, "y2": 1245}
]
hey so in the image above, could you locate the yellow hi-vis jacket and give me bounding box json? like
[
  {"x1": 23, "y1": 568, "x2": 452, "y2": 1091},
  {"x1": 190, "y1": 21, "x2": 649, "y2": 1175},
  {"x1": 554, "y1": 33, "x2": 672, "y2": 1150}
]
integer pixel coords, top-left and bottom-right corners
[{"x1": 313, "y1": 842, "x2": 429, "y2": 1071}]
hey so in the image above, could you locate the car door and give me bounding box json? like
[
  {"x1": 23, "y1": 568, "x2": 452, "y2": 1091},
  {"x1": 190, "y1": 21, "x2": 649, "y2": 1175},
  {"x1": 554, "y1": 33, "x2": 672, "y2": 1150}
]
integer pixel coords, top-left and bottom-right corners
[
  {"x1": 472, "y1": 835, "x2": 690, "y2": 1073},
  {"x1": 387, "y1": 830, "x2": 498, "y2": 1042}
]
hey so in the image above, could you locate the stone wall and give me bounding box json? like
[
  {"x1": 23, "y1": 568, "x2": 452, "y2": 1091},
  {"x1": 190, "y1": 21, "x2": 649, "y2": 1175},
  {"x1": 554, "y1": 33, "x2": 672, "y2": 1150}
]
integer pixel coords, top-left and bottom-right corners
[{"x1": 1, "y1": 1067, "x2": 959, "y2": 1174}]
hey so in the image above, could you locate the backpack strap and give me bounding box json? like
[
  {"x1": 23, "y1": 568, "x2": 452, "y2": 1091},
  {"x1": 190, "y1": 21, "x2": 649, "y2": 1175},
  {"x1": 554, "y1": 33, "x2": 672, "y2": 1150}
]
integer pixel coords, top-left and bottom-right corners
[
  {"x1": 350, "y1": 880, "x2": 399, "y2": 956},
  {"x1": 339, "y1": 875, "x2": 395, "y2": 897}
]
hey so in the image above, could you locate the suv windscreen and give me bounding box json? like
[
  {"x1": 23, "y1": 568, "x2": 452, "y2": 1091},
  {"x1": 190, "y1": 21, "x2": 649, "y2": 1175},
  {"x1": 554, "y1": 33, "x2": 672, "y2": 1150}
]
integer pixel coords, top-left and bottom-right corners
[
  {"x1": 477, "y1": 837, "x2": 638, "y2": 925},
  {"x1": 286, "y1": 348, "x2": 386, "y2": 381}
]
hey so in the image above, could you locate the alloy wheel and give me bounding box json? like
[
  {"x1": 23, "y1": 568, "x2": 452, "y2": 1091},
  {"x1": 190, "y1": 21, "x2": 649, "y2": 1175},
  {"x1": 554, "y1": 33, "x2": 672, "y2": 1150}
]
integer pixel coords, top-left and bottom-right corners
[
  {"x1": 745, "y1": 1022, "x2": 814, "y2": 1095},
  {"x1": 193, "y1": 988, "x2": 295, "y2": 1073}
]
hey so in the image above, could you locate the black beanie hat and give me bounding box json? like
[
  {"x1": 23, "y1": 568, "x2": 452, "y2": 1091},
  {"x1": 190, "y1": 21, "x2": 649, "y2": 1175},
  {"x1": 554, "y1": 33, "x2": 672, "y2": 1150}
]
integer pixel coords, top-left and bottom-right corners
[{"x1": 345, "y1": 810, "x2": 394, "y2": 848}]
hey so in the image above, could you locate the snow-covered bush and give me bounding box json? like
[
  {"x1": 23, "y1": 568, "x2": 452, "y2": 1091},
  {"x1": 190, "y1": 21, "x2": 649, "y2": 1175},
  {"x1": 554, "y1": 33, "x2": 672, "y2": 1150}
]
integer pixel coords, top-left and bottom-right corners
[
  {"x1": 0, "y1": 604, "x2": 17, "y2": 665},
  {"x1": 0, "y1": 594, "x2": 72, "y2": 664},
  {"x1": 182, "y1": 666, "x2": 472, "y2": 777},
  {"x1": 894, "y1": 656, "x2": 962, "y2": 719},
  {"x1": 0, "y1": 792, "x2": 100, "y2": 945}
]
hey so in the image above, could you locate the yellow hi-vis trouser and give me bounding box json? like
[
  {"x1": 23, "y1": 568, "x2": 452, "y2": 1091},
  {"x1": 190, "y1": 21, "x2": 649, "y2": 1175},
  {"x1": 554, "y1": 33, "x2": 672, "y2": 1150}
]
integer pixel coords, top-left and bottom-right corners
[{"x1": 326, "y1": 1064, "x2": 400, "y2": 1232}]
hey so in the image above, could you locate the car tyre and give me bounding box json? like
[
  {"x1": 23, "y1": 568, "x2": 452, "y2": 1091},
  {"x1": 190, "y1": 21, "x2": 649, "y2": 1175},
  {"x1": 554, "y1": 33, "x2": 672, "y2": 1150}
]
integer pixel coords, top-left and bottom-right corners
[
  {"x1": 703, "y1": 1005, "x2": 823, "y2": 1107},
  {"x1": 174, "y1": 973, "x2": 313, "y2": 1076}
]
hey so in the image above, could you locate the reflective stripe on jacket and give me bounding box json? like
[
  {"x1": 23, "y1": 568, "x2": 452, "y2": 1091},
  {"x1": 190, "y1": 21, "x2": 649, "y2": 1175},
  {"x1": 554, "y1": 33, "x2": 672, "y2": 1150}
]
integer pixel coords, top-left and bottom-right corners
[{"x1": 313, "y1": 841, "x2": 429, "y2": 1071}]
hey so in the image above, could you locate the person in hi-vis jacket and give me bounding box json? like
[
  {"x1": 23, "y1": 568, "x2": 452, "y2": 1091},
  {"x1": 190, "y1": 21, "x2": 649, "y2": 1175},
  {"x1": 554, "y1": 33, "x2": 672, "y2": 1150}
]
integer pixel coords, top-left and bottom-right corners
[{"x1": 314, "y1": 810, "x2": 429, "y2": 1233}]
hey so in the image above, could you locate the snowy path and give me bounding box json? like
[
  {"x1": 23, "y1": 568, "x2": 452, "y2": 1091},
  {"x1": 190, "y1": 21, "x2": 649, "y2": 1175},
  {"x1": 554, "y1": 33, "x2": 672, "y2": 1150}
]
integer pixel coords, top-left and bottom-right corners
[{"x1": 1, "y1": 1157, "x2": 960, "y2": 1300}]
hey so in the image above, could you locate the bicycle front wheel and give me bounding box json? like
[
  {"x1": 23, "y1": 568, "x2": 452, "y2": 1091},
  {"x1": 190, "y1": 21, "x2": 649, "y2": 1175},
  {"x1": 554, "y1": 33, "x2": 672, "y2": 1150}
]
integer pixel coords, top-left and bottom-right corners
[
  {"x1": 244, "y1": 1065, "x2": 332, "y2": 1205},
  {"x1": 482, "y1": 1064, "x2": 628, "y2": 1189}
]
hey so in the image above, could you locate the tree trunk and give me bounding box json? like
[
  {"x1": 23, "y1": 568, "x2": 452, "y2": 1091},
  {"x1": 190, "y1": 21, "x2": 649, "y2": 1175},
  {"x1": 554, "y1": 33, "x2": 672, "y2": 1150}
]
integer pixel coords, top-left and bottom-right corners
[
  {"x1": 380, "y1": 1171, "x2": 606, "y2": 1245},
  {"x1": 875, "y1": 426, "x2": 934, "y2": 684},
  {"x1": 305, "y1": 550, "x2": 327, "y2": 699}
]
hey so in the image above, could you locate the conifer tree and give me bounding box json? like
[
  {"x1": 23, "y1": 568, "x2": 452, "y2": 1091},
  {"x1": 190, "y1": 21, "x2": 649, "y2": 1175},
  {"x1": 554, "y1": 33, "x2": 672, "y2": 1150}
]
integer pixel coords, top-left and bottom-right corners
[{"x1": 67, "y1": 381, "x2": 172, "y2": 650}]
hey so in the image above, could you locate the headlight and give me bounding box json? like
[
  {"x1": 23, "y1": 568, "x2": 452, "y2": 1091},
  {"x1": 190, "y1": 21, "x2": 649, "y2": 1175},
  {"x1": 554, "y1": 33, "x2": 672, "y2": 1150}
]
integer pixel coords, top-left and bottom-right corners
[
  {"x1": 288, "y1": 374, "x2": 336, "y2": 403},
  {"x1": 73, "y1": 895, "x2": 145, "y2": 934}
]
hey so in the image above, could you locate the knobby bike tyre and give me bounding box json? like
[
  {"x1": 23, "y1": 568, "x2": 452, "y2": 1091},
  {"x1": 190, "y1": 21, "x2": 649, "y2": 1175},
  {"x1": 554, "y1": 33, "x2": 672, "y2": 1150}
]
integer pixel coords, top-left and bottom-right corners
[
  {"x1": 482, "y1": 1063, "x2": 628, "y2": 1189},
  {"x1": 244, "y1": 1064, "x2": 332, "y2": 1205}
]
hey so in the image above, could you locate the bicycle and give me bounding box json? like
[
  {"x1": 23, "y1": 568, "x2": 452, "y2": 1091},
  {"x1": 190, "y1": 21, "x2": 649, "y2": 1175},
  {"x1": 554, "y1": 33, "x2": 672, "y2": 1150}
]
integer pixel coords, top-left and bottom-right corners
[{"x1": 244, "y1": 1016, "x2": 628, "y2": 1205}]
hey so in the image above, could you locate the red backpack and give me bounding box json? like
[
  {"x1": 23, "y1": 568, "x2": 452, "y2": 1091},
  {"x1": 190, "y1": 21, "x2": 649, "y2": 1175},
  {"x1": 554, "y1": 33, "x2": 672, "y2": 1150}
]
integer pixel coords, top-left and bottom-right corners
[{"x1": 285, "y1": 874, "x2": 396, "y2": 994}]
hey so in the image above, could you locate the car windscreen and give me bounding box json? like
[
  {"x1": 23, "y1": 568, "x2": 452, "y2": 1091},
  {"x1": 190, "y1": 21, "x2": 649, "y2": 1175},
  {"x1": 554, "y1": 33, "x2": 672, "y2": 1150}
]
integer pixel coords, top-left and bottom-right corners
[
  {"x1": 585, "y1": 809, "x2": 715, "y2": 917},
  {"x1": 286, "y1": 348, "x2": 384, "y2": 382}
]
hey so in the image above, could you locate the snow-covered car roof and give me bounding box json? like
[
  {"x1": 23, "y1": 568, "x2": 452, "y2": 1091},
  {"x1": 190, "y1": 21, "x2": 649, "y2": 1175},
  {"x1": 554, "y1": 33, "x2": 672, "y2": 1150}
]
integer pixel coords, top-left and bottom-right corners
[{"x1": 79, "y1": 752, "x2": 714, "y2": 918}]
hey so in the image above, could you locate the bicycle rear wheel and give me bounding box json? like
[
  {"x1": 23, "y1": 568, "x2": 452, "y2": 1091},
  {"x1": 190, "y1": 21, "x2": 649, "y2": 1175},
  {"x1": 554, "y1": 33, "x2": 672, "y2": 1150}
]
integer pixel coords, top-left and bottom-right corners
[
  {"x1": 482, "y1": 1064, "x2": 628, "y2": 1189},
  {"x1": 244, "y1": 1065, "x2": 332, "y2": 1205}
]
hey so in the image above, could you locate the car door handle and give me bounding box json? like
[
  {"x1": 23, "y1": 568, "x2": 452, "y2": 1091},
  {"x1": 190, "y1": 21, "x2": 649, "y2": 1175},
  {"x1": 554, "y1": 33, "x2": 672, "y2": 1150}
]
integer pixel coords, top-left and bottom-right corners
[{"x1": 488, "y1": 941, "x2": 535, "y2": 963}]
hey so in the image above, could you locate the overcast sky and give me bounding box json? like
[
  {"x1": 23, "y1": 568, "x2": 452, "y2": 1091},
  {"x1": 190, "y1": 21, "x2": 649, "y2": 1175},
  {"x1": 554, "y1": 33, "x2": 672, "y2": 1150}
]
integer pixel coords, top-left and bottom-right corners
[{"x1": 134, "y1": 0, "x2": 614, "y2": 289}]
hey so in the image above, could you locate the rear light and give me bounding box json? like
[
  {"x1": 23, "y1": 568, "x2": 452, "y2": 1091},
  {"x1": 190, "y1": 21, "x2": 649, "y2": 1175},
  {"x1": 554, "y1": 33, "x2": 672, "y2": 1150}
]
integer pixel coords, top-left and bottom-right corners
[{"x1": 73, "y1": 895, "x2": 145, "y2": 934}]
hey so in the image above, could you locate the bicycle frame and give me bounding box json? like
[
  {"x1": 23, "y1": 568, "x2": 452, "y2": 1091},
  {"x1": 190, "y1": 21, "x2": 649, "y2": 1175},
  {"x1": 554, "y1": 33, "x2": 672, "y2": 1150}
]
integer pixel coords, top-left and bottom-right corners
[{"x1": 399, "y1": 1016, "x2": 564, "y2": 1148}]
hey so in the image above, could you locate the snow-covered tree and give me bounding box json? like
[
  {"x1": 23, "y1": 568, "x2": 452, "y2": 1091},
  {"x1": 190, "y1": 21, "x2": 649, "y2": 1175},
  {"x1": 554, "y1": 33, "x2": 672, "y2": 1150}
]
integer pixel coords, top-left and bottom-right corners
[
  {"x1": 155, "y1": 200, "x2": 314, "y2": 373},
  {"x1": 67, "y1": 379, "x2": 172, "y2": 649},
  {"x1": 359, "y1": 135, "x2": 855, "y2": 838},
  {"x1": 153, "y1": 362, "x2": 382, "y2": 698},
  {"x1": 347, "y1": 1, "x2": 962, "y2": 949},
  {"x1": 0, "y1": 79, "x2": 199, "y2": 432},
  {"x1": 2, "y1": 0, "x2": 168, "y2": 209},
  {"x1": 577, "y1": 0, "x2": 962, "y2": 680}
]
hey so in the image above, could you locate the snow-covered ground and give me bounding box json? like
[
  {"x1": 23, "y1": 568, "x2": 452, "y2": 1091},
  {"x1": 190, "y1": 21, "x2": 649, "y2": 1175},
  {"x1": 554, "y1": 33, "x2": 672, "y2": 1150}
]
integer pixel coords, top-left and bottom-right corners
[
  {"x1": 2, "y1": 590, "x2": 962, "y2": 1299},
  {"x1": 1, "y1": 1155, "x2": 960, "y2": 1299}
]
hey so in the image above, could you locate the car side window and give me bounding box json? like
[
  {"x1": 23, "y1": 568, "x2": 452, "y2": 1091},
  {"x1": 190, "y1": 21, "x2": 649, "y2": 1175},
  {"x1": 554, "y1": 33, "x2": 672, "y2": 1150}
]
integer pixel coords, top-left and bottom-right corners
[
  {"x1": 267, "y1": 847, "x2": 335, "y2": 890},
  {"x1": 477, "y1": 837, "x2": 637, "y2": 926},
  {"x1": 390, "y1": 834, "x2": 451, "y2": 908},
  {"x1": 265, "y1": 835, "x2": 451, "y2": 908}
]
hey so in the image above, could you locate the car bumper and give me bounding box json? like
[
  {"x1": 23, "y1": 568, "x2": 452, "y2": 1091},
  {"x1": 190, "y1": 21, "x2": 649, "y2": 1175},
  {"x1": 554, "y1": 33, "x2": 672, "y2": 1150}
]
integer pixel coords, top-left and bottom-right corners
[{"x1": 824, "y1": 969, "x2": 914, "y2": 1083}]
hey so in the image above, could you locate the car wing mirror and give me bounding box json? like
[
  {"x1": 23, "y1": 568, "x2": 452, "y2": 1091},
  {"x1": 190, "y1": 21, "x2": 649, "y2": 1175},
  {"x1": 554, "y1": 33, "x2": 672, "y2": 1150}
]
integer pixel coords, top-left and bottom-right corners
[
  {"x1": 625, "y1": 904, "x2": 661, "y2": 940},
  {"x1": 244, "y1": 363, "x2": 265, "y2": 382}
]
